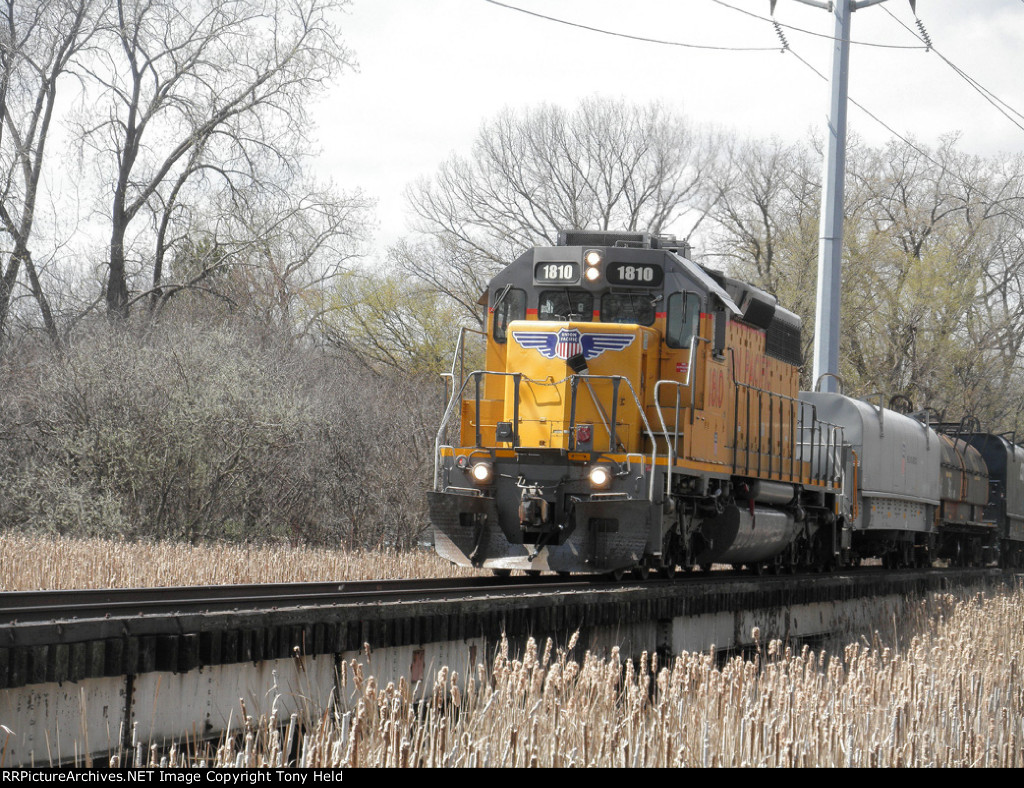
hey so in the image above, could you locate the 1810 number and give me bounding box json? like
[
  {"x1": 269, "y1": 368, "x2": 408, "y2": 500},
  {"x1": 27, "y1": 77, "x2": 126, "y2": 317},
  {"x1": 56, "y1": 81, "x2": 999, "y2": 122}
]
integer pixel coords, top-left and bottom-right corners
[
  {"x1": 607, "y1": 263, "x2": 663, "y2": 287},
  {"x1": 535, "y1": 262, "x2": 578, "y2": 282}
]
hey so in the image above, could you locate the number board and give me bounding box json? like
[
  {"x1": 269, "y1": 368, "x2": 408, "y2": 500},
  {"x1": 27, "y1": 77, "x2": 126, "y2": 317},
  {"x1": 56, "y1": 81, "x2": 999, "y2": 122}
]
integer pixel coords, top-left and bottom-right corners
[
  {"x1": 534, "y1": 262, "x2": 579, "y2": 284},
  {"x1": 606, "y1": 262, "x2": 663, "y2": 287}
]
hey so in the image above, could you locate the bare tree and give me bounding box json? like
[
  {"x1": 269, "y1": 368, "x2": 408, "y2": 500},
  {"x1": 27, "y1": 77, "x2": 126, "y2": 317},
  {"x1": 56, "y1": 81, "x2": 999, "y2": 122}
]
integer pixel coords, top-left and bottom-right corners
[
  {"x1": 398, "y1": 97, "x2": 723, "y2": 324},
  {"x1": 0, "y1": 0, "x2": 103, "y2": 345},
  {"x1": 706, "y1": 136, "x2": 821, "y2": 372},
  {"x1": 835, "y1": 138, "x2": 1024, "y2": 415},
  {"x1": 153, "y1": 177, "x2": 373, "y2": 334},
  {"x1": 75, "y1": 0, "x2": 355, "y2": 320},
  {"x1": 707, "y1": 132, "x2": 1024, "y2": 424}
]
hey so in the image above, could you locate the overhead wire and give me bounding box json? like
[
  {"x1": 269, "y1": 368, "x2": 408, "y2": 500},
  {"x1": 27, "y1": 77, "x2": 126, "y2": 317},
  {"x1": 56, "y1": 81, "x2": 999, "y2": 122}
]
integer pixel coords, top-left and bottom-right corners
[
  {"x1": 784, "y1": 46, "x2": 1024, "y2": 231},
  {"x1": 708, "y1": 0, "x2": 926, "y2": 49},
  {"x1": 483, "y1": 0, "x2": 1024, "y2": 225},
  {"x1": 482, "y1": 0, "x2": 781, "y2": 51},
  {"x1": 704, "y1": 0, "x2": 1024, "y2": 227},
  {"x1": 880, "y1": 4, "x2": 1024, "y2": 134}
]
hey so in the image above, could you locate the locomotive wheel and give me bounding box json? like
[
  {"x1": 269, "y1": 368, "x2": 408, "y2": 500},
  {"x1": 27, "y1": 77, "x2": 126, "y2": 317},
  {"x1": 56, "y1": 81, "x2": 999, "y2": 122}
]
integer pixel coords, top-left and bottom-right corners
[
  {"x1": 661, "y1": 563, "x2": 677, "y2": 579},
  {"x1": 491, "y1": 569, "x2": 512, "y2": 578},
  {"x1": 609, "y1": 568, "x2": 626, "y2": 581},
  {"x1": 525, "y1": 569, "x2": 542, "y2": 577},
  {"x1": 632, "y1": 564, "x2": 651, "y2": 580}
]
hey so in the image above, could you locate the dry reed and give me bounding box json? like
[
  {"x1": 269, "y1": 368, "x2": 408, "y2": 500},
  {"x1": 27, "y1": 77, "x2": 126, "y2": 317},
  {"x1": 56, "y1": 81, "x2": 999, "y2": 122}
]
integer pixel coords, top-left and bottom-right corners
[{"x1": 0, "y1": 535, "x2": 483, "y2": 590}]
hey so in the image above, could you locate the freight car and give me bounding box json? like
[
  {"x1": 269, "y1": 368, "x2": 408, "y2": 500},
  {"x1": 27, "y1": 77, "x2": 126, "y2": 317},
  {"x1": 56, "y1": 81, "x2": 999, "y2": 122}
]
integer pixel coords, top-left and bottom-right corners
[{"x1": 429, "y1": 230, "x2": 1023, "y2": 576}]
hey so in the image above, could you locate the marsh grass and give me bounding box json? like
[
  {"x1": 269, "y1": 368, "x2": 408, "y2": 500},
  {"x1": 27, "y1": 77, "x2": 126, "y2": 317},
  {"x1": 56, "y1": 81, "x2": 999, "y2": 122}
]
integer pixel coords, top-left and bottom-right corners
[{"x1": 0, "y1": 535, "x2": 483, "y2": 589}]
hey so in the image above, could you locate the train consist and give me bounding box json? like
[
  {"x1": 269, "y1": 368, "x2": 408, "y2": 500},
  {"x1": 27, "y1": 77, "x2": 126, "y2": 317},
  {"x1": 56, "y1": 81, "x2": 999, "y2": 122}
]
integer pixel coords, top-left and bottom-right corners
[{"x1": 429, "y1": 230, "x2": 1024, "y2": 577}]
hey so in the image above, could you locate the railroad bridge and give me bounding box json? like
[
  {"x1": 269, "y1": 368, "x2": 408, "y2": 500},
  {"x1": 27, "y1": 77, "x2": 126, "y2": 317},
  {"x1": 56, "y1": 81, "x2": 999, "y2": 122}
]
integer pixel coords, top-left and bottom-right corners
[{"x1": 0, "y1": 568, "x2": 1010, "y2": 766}]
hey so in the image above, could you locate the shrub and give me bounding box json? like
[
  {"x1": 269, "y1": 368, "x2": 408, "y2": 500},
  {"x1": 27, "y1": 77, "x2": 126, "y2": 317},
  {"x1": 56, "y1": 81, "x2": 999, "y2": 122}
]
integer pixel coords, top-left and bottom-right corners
[{"x1": 0, "y1": 321, "x2": 440, "y2": 548}]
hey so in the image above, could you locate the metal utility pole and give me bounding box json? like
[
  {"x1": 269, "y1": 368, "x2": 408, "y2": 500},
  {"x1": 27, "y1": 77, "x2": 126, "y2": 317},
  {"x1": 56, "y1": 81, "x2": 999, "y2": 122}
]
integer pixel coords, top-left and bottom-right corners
[{"x1": 789, "y1": 0, "x2": 893, "y2": 392}]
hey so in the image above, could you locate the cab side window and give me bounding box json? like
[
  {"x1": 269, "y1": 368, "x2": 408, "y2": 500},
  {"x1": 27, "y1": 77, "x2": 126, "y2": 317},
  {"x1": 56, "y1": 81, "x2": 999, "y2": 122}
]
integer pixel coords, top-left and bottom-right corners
[
  {"x1": 666, "y1": 292, "x2": 701, "y2": 349},
  {"x1": 492, "y1": 288, "x2": 526, "y2": 343}
]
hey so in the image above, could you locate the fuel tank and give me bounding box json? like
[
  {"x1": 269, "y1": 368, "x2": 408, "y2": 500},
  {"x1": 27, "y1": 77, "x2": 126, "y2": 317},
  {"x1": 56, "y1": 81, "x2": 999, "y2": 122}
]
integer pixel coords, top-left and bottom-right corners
[{"x1": 695, "y1": 504, "x2": 797, "y2": 564}]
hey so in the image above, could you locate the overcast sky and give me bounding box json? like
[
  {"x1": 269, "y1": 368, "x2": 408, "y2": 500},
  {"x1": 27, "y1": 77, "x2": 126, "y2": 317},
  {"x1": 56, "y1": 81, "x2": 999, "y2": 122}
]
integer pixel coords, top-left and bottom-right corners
[{"x1": 311, "y1": 0, "x2": 1024, "y2": 249}]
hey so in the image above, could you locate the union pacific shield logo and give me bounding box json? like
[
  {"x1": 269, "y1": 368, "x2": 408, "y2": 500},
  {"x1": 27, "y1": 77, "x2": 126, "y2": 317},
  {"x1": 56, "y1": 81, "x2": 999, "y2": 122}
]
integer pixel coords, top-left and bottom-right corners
[
  {"x1": 556, "y1": 329, "x2": 582, "y2": 360},
  {"x1": 512, "y1": 329, "x2": 634, "y2": 361}
]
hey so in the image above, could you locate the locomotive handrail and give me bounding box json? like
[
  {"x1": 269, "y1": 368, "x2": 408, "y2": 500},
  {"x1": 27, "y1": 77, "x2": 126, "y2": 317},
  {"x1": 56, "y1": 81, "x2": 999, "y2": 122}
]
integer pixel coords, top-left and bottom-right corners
[
  {"x1": 438, "y1": 326, "x2": 488, "y2": 451},
  {"x1": 434, "y1": 369, "x2": 664, "y2": 501},
  {"x1": 575, "y1": 376, "x2": 617, "y2": 451},
  {"x1": 794, "y1": 401, "x2": 846, "y2": 488},
  {"x1": 687, "y1": 336, "x2": 710, "y2": 424},
  {"x1": 725, "y1": 349, "x2": 844, "y2": 486},
  {"x1": 434, "y1": 369, "x2": 475, "y2": 490},
  {"x1": 562, "y1": 372, "x2": 662, "y2": 501},
  {"x1": 441, "y1": 326, "x2": 487, "y2": 397},
  {"x1": 505, "y1": 371, "x2": 656, "y2": 455},
  {"x1": 654, "y1": 379, "x2": 687, "y2": 500}
]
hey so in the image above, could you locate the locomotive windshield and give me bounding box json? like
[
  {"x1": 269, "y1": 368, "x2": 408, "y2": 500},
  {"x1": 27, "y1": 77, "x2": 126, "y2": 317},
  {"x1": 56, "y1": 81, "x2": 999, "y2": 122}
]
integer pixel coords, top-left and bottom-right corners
[
  {"x1": 600, "y1": 292, "x2": 656, "y2": 326},
  {"x1": 539, "y1": 290, "x2": 594, "y2": 321}
]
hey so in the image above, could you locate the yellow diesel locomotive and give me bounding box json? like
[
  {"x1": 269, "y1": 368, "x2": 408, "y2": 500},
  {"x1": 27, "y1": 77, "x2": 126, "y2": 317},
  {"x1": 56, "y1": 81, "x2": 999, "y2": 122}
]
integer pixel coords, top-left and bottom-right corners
[{"x1": 429, "y1": 230, "x2": 846, "y2": 577}]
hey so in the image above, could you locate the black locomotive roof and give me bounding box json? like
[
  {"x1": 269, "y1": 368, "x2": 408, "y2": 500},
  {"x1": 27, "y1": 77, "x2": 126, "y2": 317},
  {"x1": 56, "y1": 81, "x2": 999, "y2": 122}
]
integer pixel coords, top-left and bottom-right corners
[
  {"x1": 487, "y1": 244, "x2": 740, "y2": 309},
  {"x1": 484, "y1": 236, "x2": 801, "y2": 331}
]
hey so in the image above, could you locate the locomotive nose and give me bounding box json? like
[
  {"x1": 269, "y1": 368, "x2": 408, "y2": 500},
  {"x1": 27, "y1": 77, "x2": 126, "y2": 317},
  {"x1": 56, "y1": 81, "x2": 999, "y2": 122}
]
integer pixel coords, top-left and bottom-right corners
[{"x1": 504, "y1": 320, "x2": 647, "y2": 453}]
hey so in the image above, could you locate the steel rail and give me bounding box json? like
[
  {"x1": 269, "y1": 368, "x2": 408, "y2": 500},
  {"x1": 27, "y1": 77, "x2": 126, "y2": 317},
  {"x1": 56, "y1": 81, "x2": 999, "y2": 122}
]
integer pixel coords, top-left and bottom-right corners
[
  {"x1": 1, "y1": 566, "x2": 1007, "y2": 628},
  {"x1": 0, "y1": 575, "x2": 612, "y2": 625},
  {"x1": 0, "y1": 567, "x2": 1012, "y2": 655}
]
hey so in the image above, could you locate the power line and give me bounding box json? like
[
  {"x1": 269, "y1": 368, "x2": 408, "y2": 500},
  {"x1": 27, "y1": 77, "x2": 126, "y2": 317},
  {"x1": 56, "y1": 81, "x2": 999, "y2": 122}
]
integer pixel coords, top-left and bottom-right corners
[
  {"x1": 482, "y1": 0, "x2": 781, "y2": 52},
  {"x1": 880, "y1": 4, "x2": 1024, "y2": 135},
  {"x1": 786, "y1": 46, "x2": 1024, "y2": 230},
  {"x1": 787, "y1": 47, "x2": 911, "y2": 144},
  {"x1": 483, "y1": 0, "x2": 1024, "y2": 224},
  {"x1": 709, "y1": 0, "x2": 926, "y2": 50},
  {"x1": 717, "y1": 1, "x2": 1024, "y2": 228}
]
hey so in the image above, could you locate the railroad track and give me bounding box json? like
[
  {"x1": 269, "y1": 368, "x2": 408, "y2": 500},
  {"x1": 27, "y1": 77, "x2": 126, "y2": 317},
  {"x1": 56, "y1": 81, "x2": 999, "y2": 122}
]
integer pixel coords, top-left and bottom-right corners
[
  {"x1": 0, "y1": 565, "x2": 1003, "y2": 628},
  {"x1": 0, "y1": 573, "x2": 636, "y2": 626},
  {"x1": 0, "y1": 567, "x2": 1012, "y2": 667}
]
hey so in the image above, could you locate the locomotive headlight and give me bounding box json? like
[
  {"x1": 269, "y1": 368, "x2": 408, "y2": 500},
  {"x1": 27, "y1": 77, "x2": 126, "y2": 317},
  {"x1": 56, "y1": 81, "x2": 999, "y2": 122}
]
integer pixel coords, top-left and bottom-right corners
[
  {"x1": 470, "y1": 462, "x2": 493, "y2": 484},
  {"x1": 584, "y1": 249, "x2": 603, "y2": 267},
  {"x1": 584, "y1": 266, "x2": 602, "y2": 282},
  {"x1": 588, "y1": 465, "x2": 611, "y2": 489}
]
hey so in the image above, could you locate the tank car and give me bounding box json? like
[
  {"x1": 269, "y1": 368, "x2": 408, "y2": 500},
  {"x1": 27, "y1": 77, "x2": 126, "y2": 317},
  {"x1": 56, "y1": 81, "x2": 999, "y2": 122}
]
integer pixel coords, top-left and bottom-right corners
[{"x1": 429, "y1": 231, "x2": 847, "y2": 577}]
